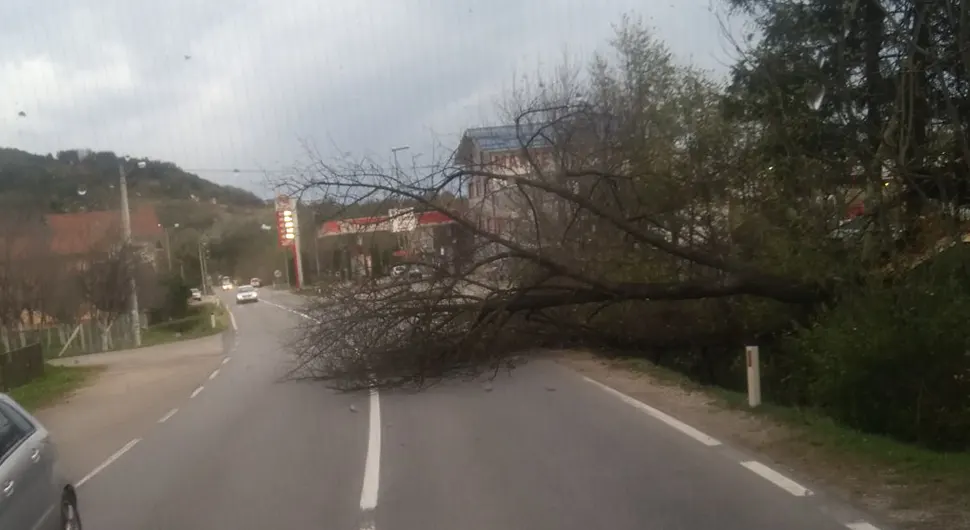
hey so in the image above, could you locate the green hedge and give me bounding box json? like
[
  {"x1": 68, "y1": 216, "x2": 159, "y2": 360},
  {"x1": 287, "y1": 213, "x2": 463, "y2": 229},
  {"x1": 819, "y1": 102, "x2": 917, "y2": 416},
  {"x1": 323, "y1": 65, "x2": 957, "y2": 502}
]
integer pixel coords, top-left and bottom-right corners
[{"x1": 785, "y1": 246, "x2": 970, "y2": 451}]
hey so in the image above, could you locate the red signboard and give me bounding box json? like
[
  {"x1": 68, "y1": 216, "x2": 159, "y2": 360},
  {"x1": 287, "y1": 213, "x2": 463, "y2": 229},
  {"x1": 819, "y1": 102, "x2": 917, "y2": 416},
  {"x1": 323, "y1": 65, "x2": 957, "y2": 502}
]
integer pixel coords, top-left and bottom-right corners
[{"x1": 319, "y1": 210, "x2": 456, "y2": 237}]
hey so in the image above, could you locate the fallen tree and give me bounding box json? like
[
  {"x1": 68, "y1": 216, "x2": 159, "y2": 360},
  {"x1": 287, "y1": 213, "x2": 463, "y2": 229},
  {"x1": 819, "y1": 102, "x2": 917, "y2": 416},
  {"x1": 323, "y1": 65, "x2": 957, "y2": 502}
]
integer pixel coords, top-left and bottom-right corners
[{"x1": 281, "y1": 9, "x2": 970, "y2": 394}]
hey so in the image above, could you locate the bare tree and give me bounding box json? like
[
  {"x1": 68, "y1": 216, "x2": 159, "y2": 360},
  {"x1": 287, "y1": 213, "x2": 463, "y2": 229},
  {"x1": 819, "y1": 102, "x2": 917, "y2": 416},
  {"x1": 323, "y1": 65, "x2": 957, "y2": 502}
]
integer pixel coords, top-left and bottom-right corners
[{"x1": 75, "y1": 243, "x2": 137, "y2": 351}]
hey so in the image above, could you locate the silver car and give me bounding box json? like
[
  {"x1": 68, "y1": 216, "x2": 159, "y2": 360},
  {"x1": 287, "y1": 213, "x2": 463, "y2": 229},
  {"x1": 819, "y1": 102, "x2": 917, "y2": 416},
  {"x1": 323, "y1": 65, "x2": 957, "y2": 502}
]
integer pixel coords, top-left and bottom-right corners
[{"x1": 0, "y1": 393, "x2": 80, "y2": 530}]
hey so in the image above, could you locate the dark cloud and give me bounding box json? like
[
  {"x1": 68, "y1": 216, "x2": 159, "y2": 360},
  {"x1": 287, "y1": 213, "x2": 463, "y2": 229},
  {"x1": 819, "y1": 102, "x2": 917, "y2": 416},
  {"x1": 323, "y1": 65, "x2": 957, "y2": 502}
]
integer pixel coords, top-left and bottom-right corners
[{"x1": 0, "y1": 0, "x2": 733, "y2": 196}]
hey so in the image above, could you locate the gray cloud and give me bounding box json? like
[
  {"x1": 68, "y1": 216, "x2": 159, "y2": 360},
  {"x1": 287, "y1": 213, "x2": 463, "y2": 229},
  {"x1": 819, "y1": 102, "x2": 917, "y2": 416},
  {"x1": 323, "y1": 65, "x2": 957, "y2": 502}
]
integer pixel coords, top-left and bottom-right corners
[{"x1": 0, "y1": 0, "x2": 737, "y2": 197}]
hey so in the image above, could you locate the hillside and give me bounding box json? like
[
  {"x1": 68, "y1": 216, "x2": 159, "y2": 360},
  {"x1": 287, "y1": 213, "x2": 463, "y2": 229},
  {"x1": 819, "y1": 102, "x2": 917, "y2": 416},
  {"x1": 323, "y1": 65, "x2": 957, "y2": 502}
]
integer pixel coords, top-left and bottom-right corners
[{"x1": 0, "y1": 147, "x2": 264, "y2": 221}]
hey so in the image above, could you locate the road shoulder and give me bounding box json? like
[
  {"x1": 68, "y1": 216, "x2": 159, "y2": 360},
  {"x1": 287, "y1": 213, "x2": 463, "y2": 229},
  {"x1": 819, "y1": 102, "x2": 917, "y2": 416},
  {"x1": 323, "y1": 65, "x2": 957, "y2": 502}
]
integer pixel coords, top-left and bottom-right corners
[
  {"x1": 558, "y1": 351, "x2": 969, "y2": 530},
  {"x1": 36, "y1": 333, "x2": 227, "y2": 481}
]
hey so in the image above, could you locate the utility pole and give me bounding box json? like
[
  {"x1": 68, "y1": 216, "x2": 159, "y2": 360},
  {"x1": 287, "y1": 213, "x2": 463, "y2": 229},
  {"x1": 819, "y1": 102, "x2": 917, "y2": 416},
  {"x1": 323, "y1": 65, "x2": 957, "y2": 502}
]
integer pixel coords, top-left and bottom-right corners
[
  {"x1": 119, "y1": 161, "x2": 141, "y2": 347},
  {"x1": 164, "y1": 228, "x2": 173, "y2": 272},
  {"x1": 312, "y1": 209, "x2": 321, "y2": 281},
  {"x1": 293, "y1": 218, "x2": 305, "y2": 289},
  {"x1": 198, "y1": 237, "x2": 210, "y2": 294},
  {"x1": 163, "y1": 222, "x2": 179, "y2": 275}
]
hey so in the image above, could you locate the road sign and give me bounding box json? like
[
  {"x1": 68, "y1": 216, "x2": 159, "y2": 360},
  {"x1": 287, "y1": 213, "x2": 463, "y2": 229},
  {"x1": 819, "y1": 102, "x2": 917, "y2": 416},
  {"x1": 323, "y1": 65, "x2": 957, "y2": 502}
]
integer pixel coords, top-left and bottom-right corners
[
  {"x1": 274, "y1": 269, "x2": 282, "y2": 278},
  {"x1": 275, "y1": 194, "x2": 296, "y2": 212}
]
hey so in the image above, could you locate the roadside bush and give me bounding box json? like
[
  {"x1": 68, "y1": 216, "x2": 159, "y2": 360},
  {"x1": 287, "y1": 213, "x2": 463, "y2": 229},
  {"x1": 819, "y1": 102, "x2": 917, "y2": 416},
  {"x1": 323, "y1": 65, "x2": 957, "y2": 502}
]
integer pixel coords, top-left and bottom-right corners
[
  {"x1": 148, "y1": 274, "x2": 192, "y2": 323},
  {"x1": 786, "y1": 246, "x2": 970, "y2": 451}
]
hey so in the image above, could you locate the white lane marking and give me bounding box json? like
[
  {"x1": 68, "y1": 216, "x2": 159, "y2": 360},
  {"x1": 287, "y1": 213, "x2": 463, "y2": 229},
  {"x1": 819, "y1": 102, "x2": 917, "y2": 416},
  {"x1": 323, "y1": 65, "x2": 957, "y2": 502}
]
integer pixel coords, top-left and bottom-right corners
[
  {"x1": 583, "y1": 376, "x2": 722, "y2": 447},
  {"x1": 77, "y1": 438, "x2": 140, "y2": 487},
  {"x1": 158, "y1": 408, "x2": 179, "y2": 423},
  {"x1": 261, "y1": 300, "x2": 318, "y2": 322},
  {"x1": 190, "y1": 386, "x2": 204, "y2": 399},
  {"x1": 741, "y1": 461, "x2": 813, "y2": 496},
  {"x1": 222, "y1": 357, "x2": 231, "y2": 365},
  {"x1": 846, "y1": 523, "x2": 881, "y2": 530},
  {"x1": 359, "y1": 390, "x2": 382, "y2": 510},
  {"x1": 209, "y1": 368, "x2": 220, "y2": 380},
  {"x1": 229, "y1": 310, "x2": 238, "y2": 331}
]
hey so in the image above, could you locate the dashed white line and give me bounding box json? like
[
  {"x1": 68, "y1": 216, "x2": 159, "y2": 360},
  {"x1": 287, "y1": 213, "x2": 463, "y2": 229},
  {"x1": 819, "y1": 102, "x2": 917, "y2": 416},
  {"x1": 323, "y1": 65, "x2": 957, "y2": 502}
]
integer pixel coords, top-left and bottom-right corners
[
  {"x1": 741, "y1": 461, "x2": 813, "y2": 496},
  {"x1": 846, "y1": 522, "x2": 881, "y2": 530},
  {"x1": 209, "y1": 368, "x2": 220, "y2": 380},
  {"x1": 157, "y1": 408, "x2": 179, "y2": 423},
  {"x1": 359, "y1": 390, "x2": 382, "y2": 511},
  {"x1": 190, "y1": 386, "x2": 204, "y2": 399},
  {"x1": 229, "y1": 310, "x2": 238, "y2": 331},
  {"x1": 76, "y1": 438, "x2": 140, "y2": 487},
  {"x1": 222, "y1": 357, "x2": 230, "y2": 365},
  {"x1": 582, "y1": 376, "x2": 722, "y2": 446}
]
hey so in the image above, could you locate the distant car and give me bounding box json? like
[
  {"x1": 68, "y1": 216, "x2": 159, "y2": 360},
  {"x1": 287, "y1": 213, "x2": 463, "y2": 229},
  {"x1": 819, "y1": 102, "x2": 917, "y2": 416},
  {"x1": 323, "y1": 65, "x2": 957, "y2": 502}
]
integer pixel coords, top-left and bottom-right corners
[
  {"x1": 235, "y1": 285, "x2": 259, "y2": 304},
  {"x1": 0, "y1": 392, "x2": 82, "y2": 530},
  {"x1": 390, "y1": 265, "x2": 408, "y2": 280},
  {"x1": 408, "y1": 265, "x2": 430, "y2": 281},
  {"x1": 250, "y1": 278, "x2": 261, "y2": 288},
  {"x1": 221, "y1": 280, "x2": 233, "y2": 291},
  {"x1": 190, "y1": 288, "x2": 202, "y2": 301}
]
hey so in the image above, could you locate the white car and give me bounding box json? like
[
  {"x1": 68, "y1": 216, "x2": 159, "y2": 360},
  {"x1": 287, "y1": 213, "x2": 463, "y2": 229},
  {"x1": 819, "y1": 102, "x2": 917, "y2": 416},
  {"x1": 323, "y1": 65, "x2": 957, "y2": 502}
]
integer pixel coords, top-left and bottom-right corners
[
  {"x1": 235, "y1": 285, "x2": 259, "y2": 304},
  {"x1": 190, "y1": 288, "x2": 202, "y2": 302}
]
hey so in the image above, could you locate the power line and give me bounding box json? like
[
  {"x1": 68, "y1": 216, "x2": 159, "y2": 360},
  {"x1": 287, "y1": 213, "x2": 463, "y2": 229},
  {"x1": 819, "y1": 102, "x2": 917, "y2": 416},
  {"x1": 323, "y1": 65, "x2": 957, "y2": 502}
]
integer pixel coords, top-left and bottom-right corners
[{"x1": 181, "y1": 168, "x2": 279, "y2": 174}]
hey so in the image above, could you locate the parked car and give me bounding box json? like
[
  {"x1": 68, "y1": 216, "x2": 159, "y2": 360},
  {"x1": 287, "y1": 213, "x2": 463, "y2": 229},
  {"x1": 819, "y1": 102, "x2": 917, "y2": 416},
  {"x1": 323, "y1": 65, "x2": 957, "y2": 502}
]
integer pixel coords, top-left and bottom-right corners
[
  {"x1": 235, "y1": 285, "x2": 259, "y2": 304},
  {"x1": 189, "y1": 288, "x2": 203, "y2": 301},
  {"x1": 0, "y1": 393, "x2": 82, "y2": 530},
  {"x1": 408, "y1": 264, "x2": 433, "y2": 281}
]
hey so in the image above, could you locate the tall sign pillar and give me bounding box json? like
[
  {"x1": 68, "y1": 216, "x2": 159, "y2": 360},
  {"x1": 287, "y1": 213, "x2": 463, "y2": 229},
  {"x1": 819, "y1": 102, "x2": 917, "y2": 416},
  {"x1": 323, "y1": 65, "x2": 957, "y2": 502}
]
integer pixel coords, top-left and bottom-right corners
[{"x1": 275, "y1": 195, "x2": 304, "y2": 289}]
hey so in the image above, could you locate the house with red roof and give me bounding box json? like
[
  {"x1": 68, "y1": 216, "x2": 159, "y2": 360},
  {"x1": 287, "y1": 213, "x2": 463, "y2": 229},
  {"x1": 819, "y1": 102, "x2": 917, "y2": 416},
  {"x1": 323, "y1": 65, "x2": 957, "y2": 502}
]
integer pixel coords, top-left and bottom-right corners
[{"x1": 44, "y1": 205, "x2": 164, "y2": 264}]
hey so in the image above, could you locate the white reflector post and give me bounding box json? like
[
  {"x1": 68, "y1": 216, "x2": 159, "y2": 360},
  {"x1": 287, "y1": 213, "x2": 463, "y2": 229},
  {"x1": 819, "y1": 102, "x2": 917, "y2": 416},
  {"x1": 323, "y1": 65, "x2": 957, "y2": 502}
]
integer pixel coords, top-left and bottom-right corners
[{"x1": 746, "y1": 345, "x2": 761, "y2": 408}]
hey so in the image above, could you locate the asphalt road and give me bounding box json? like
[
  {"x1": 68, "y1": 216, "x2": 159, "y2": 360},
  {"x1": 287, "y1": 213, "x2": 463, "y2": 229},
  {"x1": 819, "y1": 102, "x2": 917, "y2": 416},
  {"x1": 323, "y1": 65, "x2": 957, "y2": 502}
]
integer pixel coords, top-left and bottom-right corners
[{"x1": 73, "y1": 289, "x2": 881, "y2": 530}]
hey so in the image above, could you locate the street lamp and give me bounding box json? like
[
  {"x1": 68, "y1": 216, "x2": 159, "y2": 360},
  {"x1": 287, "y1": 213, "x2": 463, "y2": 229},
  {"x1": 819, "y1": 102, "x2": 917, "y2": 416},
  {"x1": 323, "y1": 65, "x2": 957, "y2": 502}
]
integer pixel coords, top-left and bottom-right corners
[
  {"x1": 159, "y1": 222, "x2": 180, "y2": 276},
  {"x1": 391, "y1": 146, "x2": 409, "y2": 179}
]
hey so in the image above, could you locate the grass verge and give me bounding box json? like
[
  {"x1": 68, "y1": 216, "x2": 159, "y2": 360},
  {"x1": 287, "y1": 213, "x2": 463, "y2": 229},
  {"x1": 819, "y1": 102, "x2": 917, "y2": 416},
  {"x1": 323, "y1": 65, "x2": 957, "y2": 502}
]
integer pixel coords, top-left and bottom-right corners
[
  {"x1": 7, "y1": 365, "x2": 102, "y2": 412},
  {"x1": 141, "y1": 302, "x2": 229, "y2": 348},
  {"x1": 607, "y1": 356, "x2": 969, "y2": 528}
]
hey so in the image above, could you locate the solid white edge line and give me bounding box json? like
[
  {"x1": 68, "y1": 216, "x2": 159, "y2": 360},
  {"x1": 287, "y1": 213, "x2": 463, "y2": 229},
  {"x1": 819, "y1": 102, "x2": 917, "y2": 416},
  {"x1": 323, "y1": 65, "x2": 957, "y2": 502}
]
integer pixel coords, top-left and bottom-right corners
[
  {"x1": 76, "y1": 438, "x2": 140, "y2": 487},
  {"x1": 263, "y1": 299, "x2": 319, "y2": 323},
  {"x1": 741, "y1": 461, "x2": 813, "y2": 496},
  {"x1": 582, "y1": 376, "x2": 722, "y2": 447},
  {"x1": 359, "y1": 390, "x2": 382, "y2": 510},
  {"x1": 157, "y1": 408, "x2": 178, "y2": 423},
  {"x1": 846, "y1": 523, "x2": 881, "y2": 530},
  {"x1": 209, "y1": 368, "x2": 220, "y2": 380},
  {"x1": 190, "y1": 386, "x2": 204, "y2": 398},
  {"x1": 229, "y1": 310, "x2": 238, "y2": 331}
]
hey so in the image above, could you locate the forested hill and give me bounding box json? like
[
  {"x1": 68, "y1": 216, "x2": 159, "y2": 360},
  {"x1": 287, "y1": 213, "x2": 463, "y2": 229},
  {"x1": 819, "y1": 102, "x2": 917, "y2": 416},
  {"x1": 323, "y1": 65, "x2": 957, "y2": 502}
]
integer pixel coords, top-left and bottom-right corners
[{"x1": 0, "y1": 147, "x2": 264, "y2": 213}]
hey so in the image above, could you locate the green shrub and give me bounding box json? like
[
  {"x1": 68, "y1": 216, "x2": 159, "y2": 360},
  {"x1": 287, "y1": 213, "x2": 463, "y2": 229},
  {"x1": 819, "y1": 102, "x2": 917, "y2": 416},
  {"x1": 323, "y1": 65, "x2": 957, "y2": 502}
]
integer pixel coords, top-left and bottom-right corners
[
  {"x1": 148, "y1": 274, "x2": 192, "y2": 324},
  {"x1": 786, "y1": 246, "x2": 970, "y2": 451}
]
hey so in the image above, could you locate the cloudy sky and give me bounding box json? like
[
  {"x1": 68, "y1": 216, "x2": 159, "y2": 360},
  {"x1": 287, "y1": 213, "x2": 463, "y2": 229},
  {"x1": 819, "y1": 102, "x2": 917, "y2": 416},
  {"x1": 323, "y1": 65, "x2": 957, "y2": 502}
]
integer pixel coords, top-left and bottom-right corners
[{"x1": 0, "y1": 0, "x2": 740, "y2": 197}]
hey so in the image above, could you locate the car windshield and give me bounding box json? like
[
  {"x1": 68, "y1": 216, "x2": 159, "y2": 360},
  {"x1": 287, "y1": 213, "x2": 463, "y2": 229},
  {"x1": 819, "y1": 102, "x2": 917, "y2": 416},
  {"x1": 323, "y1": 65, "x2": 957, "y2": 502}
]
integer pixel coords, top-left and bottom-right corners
[{"x1": 238, "y1": 286, "x2": 254, "y2": 292}]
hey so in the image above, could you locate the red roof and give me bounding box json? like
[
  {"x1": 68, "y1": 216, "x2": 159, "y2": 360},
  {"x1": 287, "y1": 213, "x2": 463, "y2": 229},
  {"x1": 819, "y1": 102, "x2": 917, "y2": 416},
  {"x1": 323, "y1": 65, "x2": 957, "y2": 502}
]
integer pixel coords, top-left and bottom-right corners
[
  {"x1": 416, "y1": 211, "x2": 455, "y2": 225},
  {"x1": 45, "y1": 205, "x2": 163, "y2": 255}
]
